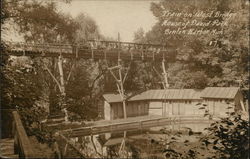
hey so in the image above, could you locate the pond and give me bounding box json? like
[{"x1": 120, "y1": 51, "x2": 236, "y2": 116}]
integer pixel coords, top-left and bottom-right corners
[{"x1": 61, "y1": 126, "x2": 202, "y2": 158}]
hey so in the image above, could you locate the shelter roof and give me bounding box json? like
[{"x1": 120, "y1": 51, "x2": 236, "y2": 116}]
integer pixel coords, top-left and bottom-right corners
[
  {"x1": 103, "y1": 87, "x2": 240, "y2": 103},
  {"x1": 128, "y1": 89, "x2": 202, "y2": 101},
  {"x1": 200, "y1": 87, "x2": 240, "y2": 99},
  {"x1": 103, "y1": 94, "x2": 123, "y2": 103}
]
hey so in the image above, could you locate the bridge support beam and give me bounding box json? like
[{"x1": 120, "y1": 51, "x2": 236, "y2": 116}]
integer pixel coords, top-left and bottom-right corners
[
  {"x1": 58, "y1": 55, "x2": 66, "y2": 97},
  {"x1": 44, "y1": 55, "x2": 72, "y2": 122},
  {"x1": 57, "y1": 54, "x2": 69, "y2": 122},
  {"x1": 162, "y1": 59, "x2": 169, "y2": 89}
]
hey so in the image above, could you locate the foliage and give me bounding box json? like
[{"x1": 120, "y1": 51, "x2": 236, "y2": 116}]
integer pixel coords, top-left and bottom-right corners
[
  {"x1": 132, "y1": 0, "x2": 249, "y2": 89},
  {"x1": 0, "y1": 42, "x2": 13, "y2": 138},
  {"x1": 2, "y1": 0, "x2": 78, "y2": 43},
  {"x1": 65, "y1": 60, "x2": 105, "y2": 120},
  {"x1": 1, "y1": 0, "x2": 78, "y2": 143},
  {"x1": 159, "y1": 113, "x2": 249, "y2": 159},
  {"x1": 3, "y1": 57, "x2": 47, "y2": 132},
  {"x1": 201, "y1": 113, "x2": 249, "y2": 159},
  {"x1": 1, "y1": 43, "x2": 12, "y2": 109},
  {"x1": 74, "y1": 13, "x2": 102, "y2": 42},
  {"x1": 133, "y1": 28, "x2": 147, "y2": 44},
  {"x1": 62, "y1": 13, "x2": 107, "y2": 120},
  {"x1": 124, "y1": 61, "x2": 162, "y2": 92},
  {"x1": 2, "y1": 0, "x2": 107, "y2": 120},
  {"x1": 31, "y1": 127, "x2": 56, "y2": 146}
]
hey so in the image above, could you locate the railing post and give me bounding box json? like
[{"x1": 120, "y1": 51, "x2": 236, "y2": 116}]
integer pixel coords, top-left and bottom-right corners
[{"x1": 12, "y1": 120, "x2": 19, "y2": 154}]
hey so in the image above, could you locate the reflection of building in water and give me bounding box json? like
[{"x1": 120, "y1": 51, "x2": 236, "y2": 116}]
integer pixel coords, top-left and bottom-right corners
[
  {"x1": 99, "y1": 87, "x2": 246, "y2": 120},
  {"x1": 97, "y1": 130, "x2": 167, "y2": 159},
  {"x1": 67, "y1": 135, "x2": 107, "y2": 158}
]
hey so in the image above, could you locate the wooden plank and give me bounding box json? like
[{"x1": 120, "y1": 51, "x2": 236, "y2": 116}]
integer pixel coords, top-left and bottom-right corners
[{"x1": 12, "y1": 111, "x2": 35, "y2": 158}]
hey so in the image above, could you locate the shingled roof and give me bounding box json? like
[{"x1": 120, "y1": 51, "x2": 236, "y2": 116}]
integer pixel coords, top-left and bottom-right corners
[{"x1": 200, "y1": 87, "x2": 240, "y2": 99}]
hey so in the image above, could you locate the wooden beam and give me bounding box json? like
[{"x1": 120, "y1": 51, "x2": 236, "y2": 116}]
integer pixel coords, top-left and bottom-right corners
[
  {"x1": 240, "y1": 100, "x2": 246, "y2": 112},
  {"x1": 12, "y1": 111, "x2": 36, "y2": 158},
  {"x1": 58, "y1": 55, "x2": 65, "y2": 96},
  {"x1": 162, "y1": 60, "x2": 169, "y2": 89},
  {"x1": 44, "y1": 64, "x2": 62, "y2": 93}
]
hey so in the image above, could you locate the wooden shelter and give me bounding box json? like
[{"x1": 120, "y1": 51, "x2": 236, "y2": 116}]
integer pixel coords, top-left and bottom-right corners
[
  {"x1": 100, "y1": 94, "x2": 148, "y2": 120},
  {"x1": 128, "y1": 89, "x2": 202, "y2": 116},
  {"x1": 201, "y1": 87, "x2": 245, "y2": 116},
  {"x1": 101, "y1": 87, "x2": 246, "y2": 120}
]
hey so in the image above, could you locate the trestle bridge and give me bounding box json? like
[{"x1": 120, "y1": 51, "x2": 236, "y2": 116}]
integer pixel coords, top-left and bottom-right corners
[{"x1": 1, "y1": 40, "x2": 209, "y2": 158}]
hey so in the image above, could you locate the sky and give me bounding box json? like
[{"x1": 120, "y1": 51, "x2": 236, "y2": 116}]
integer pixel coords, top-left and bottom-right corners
[{"x1": 57, "y1": 0, "x2": 158, "y2": 42}]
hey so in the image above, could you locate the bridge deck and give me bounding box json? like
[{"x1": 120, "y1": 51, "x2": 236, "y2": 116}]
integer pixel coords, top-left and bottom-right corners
[
  {"x1": 7, "y1": 49, "x2": 176, "y2": 61},
  {"x1": 5, "y1": 42, "x2": 176, "y2": 61}
]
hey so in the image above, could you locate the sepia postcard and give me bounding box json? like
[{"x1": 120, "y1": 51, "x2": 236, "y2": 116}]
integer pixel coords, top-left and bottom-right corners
[{"x1": 1, "y1": 0, "x2": 249, "y2": 158}]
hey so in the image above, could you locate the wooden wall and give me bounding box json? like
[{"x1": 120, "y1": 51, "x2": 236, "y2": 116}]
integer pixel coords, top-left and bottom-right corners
[
  {"x1": 147, "y1": 98, "x2": 243, "y2": 117},
  {"x1": 234, "y1": 91, "x2": 245, "y2": 111},
  {"x1": 103, "y1": 92, "x2": 245, "y2": 121},
  {"x1": 205, "y1": 99, "x2": 235, "y2": 117},
  {"x1": 204, "y1": 90, "x2": 245, "y2": 116},
  {"x1": 110, "y1": 101, "x2": 149, "y2": 120},
  {"x1": 148, "y1": 100, "x2": 203, "y2": 116},
  {"x1": 149, "y1": 101, "x2": 163, "y2": 116},
  {"x1": 97, "y1": 99, "x2": 105, "y2": 119}
]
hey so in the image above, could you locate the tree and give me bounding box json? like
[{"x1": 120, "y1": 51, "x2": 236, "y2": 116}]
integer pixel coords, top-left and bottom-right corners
[
  {"x1": 2, "y1": 0, "x2": 78, "y2": 43},
  {"x1": 133, "y1": 28, "x2": 147, "y2": 43},
  {"x1": 74, "y1": 13, "x2": 101, "y2": 43},
  {"x1": 1, "y1": 0, "x2": 79, "y2": 138},
  {"x1": 64, "y1": 59, "x2": 106, "y2": 120},
  {"x1": 60, "y1": 12, "x2": 109, "y2": 120},
  {"x1": 124, "y1": 61, "x2": 162, "y2": 93},
  {"x1": 135, "y1": 0, "x2": 249, "y2": 89}
]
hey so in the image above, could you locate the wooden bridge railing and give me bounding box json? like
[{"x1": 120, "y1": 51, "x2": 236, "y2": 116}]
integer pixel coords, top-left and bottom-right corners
[
  {"x1": 5, "y1": 41, "x2": 177, "y2": 61},
  {"x1": 12, "y1": 111, "x2": 36, "y2": 158}
]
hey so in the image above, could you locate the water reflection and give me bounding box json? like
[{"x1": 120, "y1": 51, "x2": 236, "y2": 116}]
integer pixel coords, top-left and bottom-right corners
[
  {"x1": 100, "y1": 129, "x2": 165, "y2": 158},
  {"x1": 66, "y1": 126, "x2": 201, "y2": 158}
]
